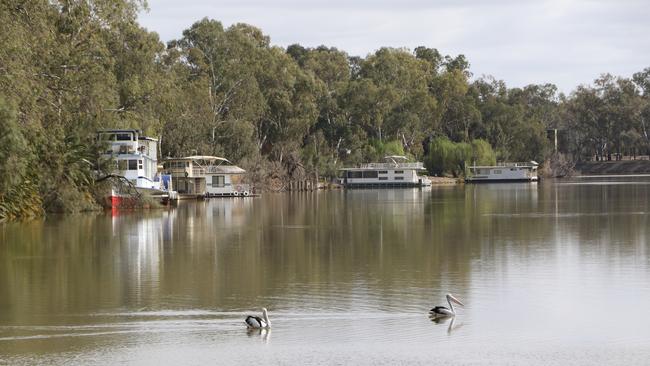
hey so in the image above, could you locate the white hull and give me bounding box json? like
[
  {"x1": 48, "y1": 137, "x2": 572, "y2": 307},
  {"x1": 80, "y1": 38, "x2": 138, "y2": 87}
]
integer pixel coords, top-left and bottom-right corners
[
  {"x1": 340, "y1": 156, "x2": 431, "y2": 188},
  {"x1": 466, "y1": 163, "x2": 538, "y2": 183}
]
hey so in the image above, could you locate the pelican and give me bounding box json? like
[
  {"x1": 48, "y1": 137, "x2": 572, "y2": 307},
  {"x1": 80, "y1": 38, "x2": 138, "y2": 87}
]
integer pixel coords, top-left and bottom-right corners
[
  {"x1": 429, "y1": 293, "x2": 464, "y2": 318},
  {"x1": 245, "y1": 308, "x2": 271, "y2": 329}
]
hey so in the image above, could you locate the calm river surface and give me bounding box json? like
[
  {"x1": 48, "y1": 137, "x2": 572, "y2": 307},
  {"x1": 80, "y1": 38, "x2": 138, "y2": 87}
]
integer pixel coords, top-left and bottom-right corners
[{"x1": 2, "y1": 178, "x2": 650, "y2": 365}]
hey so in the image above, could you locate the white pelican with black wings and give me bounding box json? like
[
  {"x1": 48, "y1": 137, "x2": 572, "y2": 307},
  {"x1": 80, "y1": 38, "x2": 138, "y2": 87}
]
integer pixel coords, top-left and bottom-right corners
[
  {"x1": 245, "y1": 308, "x2": 271, "y2": 329},
  {"x1": 429, "y1": 294, "x2": 464, "y2": 318}
]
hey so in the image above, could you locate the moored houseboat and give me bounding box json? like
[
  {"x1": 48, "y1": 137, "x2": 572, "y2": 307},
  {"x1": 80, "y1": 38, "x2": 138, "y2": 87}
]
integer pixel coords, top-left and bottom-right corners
[
  {"x1": 162, "y1": 156, "x2": 252, "y2": 198},
  {"x1": 97, "y1": 129, "x2": 176, "y2": 208},
  {"x1": 465, "y1": 161, "x2": 539, "y2": 183},
  {"x1": 339, "y1": 155, "x2": 432, "y2": 188}
]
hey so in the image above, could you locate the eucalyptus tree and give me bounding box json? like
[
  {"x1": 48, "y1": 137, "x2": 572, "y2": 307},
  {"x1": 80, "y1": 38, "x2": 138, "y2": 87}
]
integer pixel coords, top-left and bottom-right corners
[
  {"x1": 256, "y1": 46, "x2": 320, "y2": 164},
  {"x1": 347, "y1": 47, "x2": 437, "y2": 158},
  {"x1": 467, "y1": 76, "x2": 552, "y2": 161},
  {"x1": 632, "y1": 68, "x2": 650, "y2": 153},
  {"x1": 431, "y1": 69, "x2": 478, "y2": 143},
  {"x1": 0, "y1": 0, "x2": 152, "y2": 214},
  {"x1": 297, "y1": 46, "x2": 351, "y2": 173},
  {"x1": 564, "y1": 74, "x2": 641, "y2": 160},
  {"x1": 163, "y1": 19, "x2": 266, "y2": 160}
]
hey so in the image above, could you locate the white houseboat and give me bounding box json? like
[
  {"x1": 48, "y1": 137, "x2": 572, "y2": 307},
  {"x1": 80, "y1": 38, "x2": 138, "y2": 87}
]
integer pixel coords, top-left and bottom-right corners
[
  {"x1": 97, "y1": 129, "x2": 175, "y2": 208},
  {"x1": 162, "y1": 156, "x2": 252, "y2": 198},
  {"x1": 340, "y1": 156, "x2": 432, "y2": 188},
  {"x1": 465, "y1": 161, "x2": 539, "y2": 183}
]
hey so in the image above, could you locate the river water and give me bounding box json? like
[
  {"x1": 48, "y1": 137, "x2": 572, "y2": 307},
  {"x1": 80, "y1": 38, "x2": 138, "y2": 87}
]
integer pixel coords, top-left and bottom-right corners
[{"x1": 1, "y1": 178, "x2": 650, "y2": 365}]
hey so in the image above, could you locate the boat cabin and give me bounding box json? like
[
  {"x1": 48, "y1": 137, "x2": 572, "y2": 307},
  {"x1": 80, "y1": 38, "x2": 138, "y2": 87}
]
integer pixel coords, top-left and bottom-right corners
[
  {"x1": 97, "y1": 129, "x2": 161, "y2": 190},
  {"x1": 466, "y1": 161, "x2": 539, "y2": 183},
  {"x1": 163, "y1": 156, "x2": 250, "y2": 198},
  {"x1": 339, "y1": 155, "x2": 431, "y2": 188}
]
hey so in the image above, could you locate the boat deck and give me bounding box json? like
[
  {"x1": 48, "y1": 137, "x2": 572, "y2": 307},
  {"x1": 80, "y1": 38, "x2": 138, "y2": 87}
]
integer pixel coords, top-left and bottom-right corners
[{"x1": 344, "y1": 182, "x2": 426, "y2": 188}]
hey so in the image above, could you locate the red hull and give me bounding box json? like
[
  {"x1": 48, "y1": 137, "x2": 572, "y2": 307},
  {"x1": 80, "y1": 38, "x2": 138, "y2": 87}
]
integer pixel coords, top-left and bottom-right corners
[{"x1": 105, "y1": 195, "x2": 140, "y2": 209}]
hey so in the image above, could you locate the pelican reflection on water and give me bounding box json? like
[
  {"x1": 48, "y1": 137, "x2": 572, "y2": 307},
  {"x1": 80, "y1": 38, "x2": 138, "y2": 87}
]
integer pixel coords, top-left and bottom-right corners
[
  {"x1": 430, "y1": 314, "x2": 463, "y2": 334},
  {"x1": 246, "y1": 327, "x2": 271, "y2": 342}
]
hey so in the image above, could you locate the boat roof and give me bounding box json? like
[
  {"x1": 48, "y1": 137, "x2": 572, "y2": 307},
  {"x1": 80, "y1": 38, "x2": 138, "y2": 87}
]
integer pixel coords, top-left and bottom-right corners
[
  {"x1": 384, "y1": 155, "x2": 409, "y2": 160},
  {"x1": 215, "y1": 165, "x2": 246, "y2": 174},
  {"x1": 97, "y1": 129, "x2": 158, "y2": 141},
  {"x1": 339, "y1": 166, "x2": 427, "y2": 171},
  {"x1": 339, "y1": 155, "x2": 425, "y2": 171},
  {"x1": 469, "y1": 161, "x2": 539, "y2": 168},
  {"x1": 98, "y1": 129, "x2": 141, "y2": 134},
  {"x1": 166, "y1": 155, "x2": 233, "y2": 164}
]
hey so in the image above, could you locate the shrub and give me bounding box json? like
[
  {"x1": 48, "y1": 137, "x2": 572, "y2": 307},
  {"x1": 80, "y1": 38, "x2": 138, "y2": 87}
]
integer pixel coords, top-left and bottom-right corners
[{"x1": 426, "y1": 137, "x2": 496, "y2": 177}]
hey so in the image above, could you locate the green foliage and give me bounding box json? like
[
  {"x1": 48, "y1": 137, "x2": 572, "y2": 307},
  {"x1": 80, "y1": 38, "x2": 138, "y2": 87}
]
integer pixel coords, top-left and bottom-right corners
[
  {"x1": 0, "y1": 0, "x2": 146, "y2": 218},
  {"x1": 0, "y1": 100, "x2": 30, "y2": 192},
  {"x1": 370, "y1": 140, "x2": 406, "y2": 160},
  {"x1": 0, "y1": 179, "x2": 43, "y2": 222},
  {"x1": 562, "y1": 74, "x2": 649, "y2": 160},
  {"x1": 0, "y1": 99, "x2": 43, "y2": 221},
  {"x1": 426, "y1": 137, "x2": 496, "y2": 177},
  {"x1": 471, "y1": 139, "x2": 497, "y2": 166}
]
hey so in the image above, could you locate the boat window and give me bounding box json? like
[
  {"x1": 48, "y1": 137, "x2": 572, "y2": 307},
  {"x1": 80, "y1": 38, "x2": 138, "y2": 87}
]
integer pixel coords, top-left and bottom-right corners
[
  {"x1": 510, "y1": 168, "x2": 517, "y2": 171},
  {"x1": 118, "y1": 160, "x2": 128, "y2": 171},
  {"x1": 362, "y1": 171, "x2": 378, "y2": 178},
  {"x1": 168, "y1": 161, "x2": 188, "y2": 169},
  {"x1": 128, "y1": 160, "x2": 138, "y2": 170},
  {"x1": 212, "y1": 175, "x2": 225, "y2": 187},
  {"x1": 116, "y1": 133, "x2": 133, "y2": 141},
  {"x1": 138, "y1": 160, "x2": 143, "y2": 170},
  {"x1": 395, "y1": 177, "x2": 404, "y2": 180},
  {"x1": 347, "y1": 171, "x2": 362, "y2": 178},
  {"x1": 494, "y1": 169, "x2": 501, "y2": 174},
  {"x1": 379, "y1": 177, "x2": 388, "y2": 181},
  {"x1": 99, "y1": 133, "x2": 115, "y2": 141},
  {"x1": 394, "y1": 170, "x2": 404, "y2": 174},
  {"x1": 378, "y1": 171, "x2": 388, "y2": 174}
]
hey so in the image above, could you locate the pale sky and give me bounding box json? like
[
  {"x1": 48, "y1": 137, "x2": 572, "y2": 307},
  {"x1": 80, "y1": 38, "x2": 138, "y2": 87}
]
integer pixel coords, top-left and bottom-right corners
[{"x1": 138, "y1": 0, "x2": 650, "y2": 93}]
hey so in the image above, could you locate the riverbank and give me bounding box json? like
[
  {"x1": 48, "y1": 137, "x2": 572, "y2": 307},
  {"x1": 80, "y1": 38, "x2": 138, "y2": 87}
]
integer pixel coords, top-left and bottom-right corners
[
  {"x1": 429, "y1": 176, "x2": 461, "y2": 184},
  {"x1": 574, "y1": 160, "x2": 650, "y2": 176}
]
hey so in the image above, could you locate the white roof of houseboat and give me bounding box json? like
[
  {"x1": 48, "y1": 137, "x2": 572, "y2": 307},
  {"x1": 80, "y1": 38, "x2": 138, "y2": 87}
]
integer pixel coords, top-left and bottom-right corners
[
  {"x1": 384, "y1": 155, "x2": 409, "y2": 161},
  {"x1": 187, "y1": 155, "x2": 233, "y2": 163},
  {"x1": 97, "y1": 129, "x2": 159, "y2": 141},
  {"x1": 165, "y1": 155, "x2": 246, "y2": 173},
  {"x1": 215, "y1": 165, "x2": 246, "y2": 174},
  {"x1": 166, "y1": 155, "x2": 232, "y2": 163},
  {"x1": 340, "y1": 155, "x2": 426, "y2": 171},
  {"x1": 469, "y1": 161, "x2": 539, "y2": 168}
]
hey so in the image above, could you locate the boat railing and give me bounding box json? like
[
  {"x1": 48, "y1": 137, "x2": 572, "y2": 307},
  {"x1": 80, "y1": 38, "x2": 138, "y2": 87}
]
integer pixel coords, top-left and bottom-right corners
[
  {"x1": 503, "y1": 162, "x2": 538, "y2": 167},
  {"x1": 358, "y1": 162, "x2": 424, "y2": 169},
  {"x1": 191, "y1": 166, "x2": 224, "y2": 176},
  {"x1": 470, "y1": 162, "x2": 538, "y2": 169}
]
